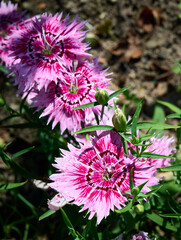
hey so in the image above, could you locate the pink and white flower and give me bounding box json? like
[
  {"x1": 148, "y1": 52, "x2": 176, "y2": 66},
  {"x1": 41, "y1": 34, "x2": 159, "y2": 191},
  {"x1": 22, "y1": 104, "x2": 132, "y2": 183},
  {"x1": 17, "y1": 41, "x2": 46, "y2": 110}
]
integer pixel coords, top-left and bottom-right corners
[
  {"x1": 129, "y1": 231, "x2": 152, "y2": 240},
  {"x1": 7, "y1": 12, "x2": 91, "y2": 91},
  {"x1": 0, "y1": 0, "x2": 24, "y2": 66},
  {"x1": 49, "y1": 130, "x2": 159, "y2": 224},
  {"x1": 31, "y1": 58, "x2": 111, "y2": 133}
]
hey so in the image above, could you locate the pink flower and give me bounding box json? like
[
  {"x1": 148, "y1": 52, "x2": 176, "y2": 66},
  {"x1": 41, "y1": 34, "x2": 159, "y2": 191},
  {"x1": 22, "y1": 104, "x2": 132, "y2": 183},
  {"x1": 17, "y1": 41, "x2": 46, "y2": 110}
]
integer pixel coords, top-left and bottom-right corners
[
  {"x1": 31, "y1": 58, "x2": 111, "y2": 133},
  {"x1": 0, "y1": 0, "x2": 24, "y2": 66},
  {"x1": 49, "y1": 130, "x2": 159, "y2": 224},
  {"x1": 145, "y1": 135, "x2": 176, "y2": 168},
  {"x1": 7, "y1": 13, "x2": 91, "y2": 91},
  {"x1": 129, "y1": 231, "x2": 152, "y2": 240}
]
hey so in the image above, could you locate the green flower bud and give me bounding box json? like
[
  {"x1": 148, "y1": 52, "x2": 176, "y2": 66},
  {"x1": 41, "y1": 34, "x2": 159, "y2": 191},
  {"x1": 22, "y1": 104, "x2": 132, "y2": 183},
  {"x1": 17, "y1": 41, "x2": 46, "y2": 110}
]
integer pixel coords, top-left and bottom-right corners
[
  {"x1": 134, "y1": 204, "x2": 144, "y2": 215},
  {"x1": 95, "y1": 89, "x2": 109, "y2": 105},
  {"x1": 131, "y1": 136, "x2": 140, "y2": 145},
  {"x1": 112, "y1": 109, "x2": 127, "y2": 132},
  {"x1": 131, "y1": 187, "x2": 140, "y2": 196},
  {"x1": 0, "y1": 98, "x2": 5, "y2": 107}
]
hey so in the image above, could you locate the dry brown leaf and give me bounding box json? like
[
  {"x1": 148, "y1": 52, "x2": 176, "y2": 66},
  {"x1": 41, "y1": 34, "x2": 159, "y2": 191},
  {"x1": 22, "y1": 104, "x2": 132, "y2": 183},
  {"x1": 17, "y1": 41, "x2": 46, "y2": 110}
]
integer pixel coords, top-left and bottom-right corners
[
  {"x1": 111, "y1": 29, "x2": 142, "y2": 62},
  {"x1": 37, "y1": 2, "x2": 46, "y2": 10},
  {"x1": 137, "y1": 6, "x2": 163, "y2": 33}
]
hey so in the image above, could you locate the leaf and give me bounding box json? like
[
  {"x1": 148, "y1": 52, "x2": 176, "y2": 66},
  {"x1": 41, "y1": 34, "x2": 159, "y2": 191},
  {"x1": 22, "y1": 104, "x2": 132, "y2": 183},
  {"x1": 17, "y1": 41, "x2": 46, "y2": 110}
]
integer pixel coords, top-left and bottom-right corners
[
  {"x1": 73, "y1": 125, "x2": 114, "y2": 134},
  {"x1": 167, "y1": 113, "x2": 181, "y2": 119},
  {"x1": 39, "y1": 209, "x2": 56, "y2": 221},
  {"x1": 151, "y1": 104, "x2": 165, "y2": 135},
  {"x1": 12, "y1": 146, "x2": 35, "y2": 159},
  {"x1": 0, "y1": 65, "x2": 9, "y2": 74},
  {"x1": 177, "y1": 122, "x2": 181, "y2": 147},
  {"x1": 133, "y1": 121, "x2": 180, "y2": 130},
  {"x1": 160, "y1": 213, "x2": 181, "y2": 218},
  {"x1": 159, "y1": 164, "x2": 181, "y2": 172},
  {"x1": 131, "y1": 98, "x2": 144, "y2": 137},
  {"x1": 139, "y1": 134, "x2": 156, "y2": 142},
  {"x1": 140, "y1": 152, "x2": 175, "y2": 159},
  {"x1": 72, "y1": 101, "x2": 99, "y2": 110},
  {"x1": 115, "y1": 201, "x2": 133, "y2": 213},
  {"x1": 108, "y1": 86, "x2": 132, "y2": 100},
  {"x1": 0, "y1": 180, "x2": 28, "y2": 190},
  {"x1": 59, "y1": 208, "x2": 81, "y2": 239},
  {"x1": 146, "y1": 212, "x2": 177, "y2": 231},
  {"x1": 157, "y1": 100, "x2": 181, "y2": 114},
  {"x1": 129, "y1": 167, "x2": 134, "y2": 189}
]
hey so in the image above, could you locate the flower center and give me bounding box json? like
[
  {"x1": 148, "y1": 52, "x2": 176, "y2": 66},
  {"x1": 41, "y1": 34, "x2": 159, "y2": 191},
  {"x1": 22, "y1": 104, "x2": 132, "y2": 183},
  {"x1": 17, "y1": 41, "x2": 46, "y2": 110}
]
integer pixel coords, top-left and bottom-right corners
[
  {"x1": 102, "y1": 171, "x2": 113, "y2": 181},
  {"x1": 69, "y1": 79, "x2": 79, "y2": 94},
  {"x1": 42, "y1": 43, "x2": 52, "y2": 55}
]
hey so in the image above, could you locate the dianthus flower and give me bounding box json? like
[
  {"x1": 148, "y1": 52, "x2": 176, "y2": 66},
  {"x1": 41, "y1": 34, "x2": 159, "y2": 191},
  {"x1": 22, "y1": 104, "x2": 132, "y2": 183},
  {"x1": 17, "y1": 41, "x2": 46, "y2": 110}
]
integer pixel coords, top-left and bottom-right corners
[
  {"x1": 7, "y1": 12, "x2": 91, "y2": 92},
  {"x1": 49, "y1": 130, "x2": 159, "y2": 224},
  {"x1": 129, "y1": 231, "x2": 152, "y2": 240},
  {"x1": 31, "y1": 58, "x2": 111, "y2": 133},
  {"x1": 0, "y1": 0, "x2": 24, "y2": 66}
]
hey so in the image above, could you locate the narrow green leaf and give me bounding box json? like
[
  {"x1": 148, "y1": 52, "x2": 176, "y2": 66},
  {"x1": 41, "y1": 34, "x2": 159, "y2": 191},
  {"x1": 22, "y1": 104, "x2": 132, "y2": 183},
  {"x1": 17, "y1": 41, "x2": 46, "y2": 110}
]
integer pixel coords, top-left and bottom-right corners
[
  {"x1": 145, "y1": 185, "x2": 162, "y2": 197},
  {"x1": 0, "y1": 151, "x2": 11, "y2": 167},
  {"x1": 140, "y1": 152, "x2": 175, "y2": 159},
  {"x1": 119, "y1": 133, "x2": 132, "y2": 143},
  {"x1": 115, "y1": 201, "x2": 133, "y2": 214},
  {"x1": 131, "y1": 98, "x2": 144, "y2": 137},
  {"x1": 129, "y1": 167, "x2": 134, "y2": 190},
  {"x1": 39, "y1": 210, "x2": 56, "y2": 221},
  {"x1": 134, "y1": 121, "x2": 180, "y2": 130},
  {"x1": 108, "y1": 86, "x2": 132, "y2": 100},
  {"x1": 0, "y1": 114, "x2": 20, "y2": 125},
  {"x1": 8, "y1": 158, "x2": 36, "y2": 179},
  {"x1": 139, "y1": 134, "x2": 155, "y2": 142},
  {"x1": 146, "y1": 212, "x2": 177, "y2": 231},
  {"x1": 160, "y1": 213, "x2": 181, "y2": 218},
  {"x1": 94, "y1": 82, "x2": 99, "y2": 91},
  {"x1": 167, "y1": 113, "x2": 181, "y2": 119},
  {"x1": 18, "y1": 193, "x2": 37, "y2": 214},
  {"x1": 177, "y1": 122, "x2": 181, "y2": 147},
  {"x1": 73, "y1": 125, "x2": 114, "y2": 134},
  {"x1": 137, "y1": 180, "x2": 149, "y2": 192},
  {"x1": 0, "y1": 65, "x2": 9, "y2": 74},
  {"x1": 159, "y1": 164, "x2": 181, "y2": 172},
  {"x1": 12, "y1": 146, "x2": 35, "y2": 159},
  {"x1": 72, "y1": 102, "x2": 99, "y2": 110},
  {"x1": 60, "y1": 208, "x2": 79, "y2": 239},
  {"x1": 157, "y1": 100, "x2": 181, "y2": 114},
  {"x1": 151, "y1": 105, "x2": 165, "y2": 135},
  {"x1": 0, "y1": 180, "x2": 28, "y2": 190},
  {"x1": 121, "y1": 136, "x2": 128, "y2": 156}
]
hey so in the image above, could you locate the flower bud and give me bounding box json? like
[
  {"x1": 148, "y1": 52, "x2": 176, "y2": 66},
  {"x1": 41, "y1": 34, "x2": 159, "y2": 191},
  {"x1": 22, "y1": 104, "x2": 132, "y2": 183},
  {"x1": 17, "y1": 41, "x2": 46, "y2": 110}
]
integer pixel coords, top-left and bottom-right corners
[
  {"x1": 131, "y1": 187, "x2": 140, "y2": 196},
  {"x1": 95, "y1": 89, "x2": 109, "y2": 105},
  {"x1": 134, "y1": 204, "x2": 144, "y2": 215},
  {"x1": 112, "y1": 109, "x2": 127, "y2": 132},
  {"x1": 131, "y1": 136, "x2": 140, "y2": 145}
]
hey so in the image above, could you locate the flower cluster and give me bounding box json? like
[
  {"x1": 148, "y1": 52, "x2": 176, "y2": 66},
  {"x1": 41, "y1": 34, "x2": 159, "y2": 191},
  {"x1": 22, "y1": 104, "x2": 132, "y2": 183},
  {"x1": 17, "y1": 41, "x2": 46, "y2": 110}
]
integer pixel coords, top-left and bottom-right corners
[
  {"x1": 1, "y1": 5, "x2": 112, "y2": 133},
  {"x1": 0, "y1": 0, "x2": 176, "y2": 227}
]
